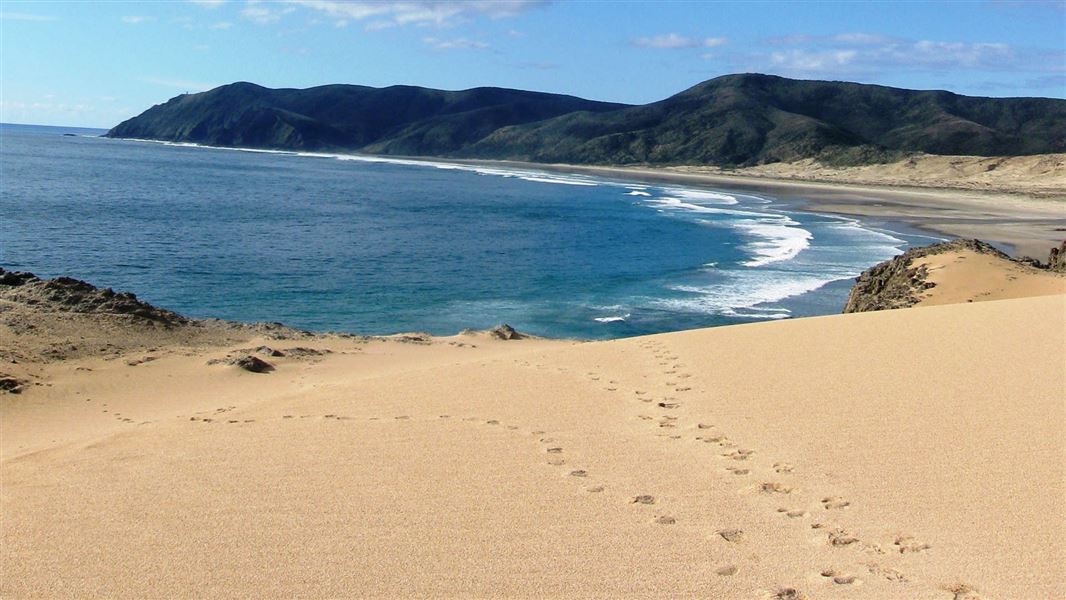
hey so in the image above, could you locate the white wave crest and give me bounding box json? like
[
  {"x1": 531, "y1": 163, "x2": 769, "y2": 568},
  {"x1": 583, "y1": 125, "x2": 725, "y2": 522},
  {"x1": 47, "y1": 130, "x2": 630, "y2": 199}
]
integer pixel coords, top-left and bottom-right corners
[{"x1": 594, "y1": 314, "x2": 630, "y2": 323}]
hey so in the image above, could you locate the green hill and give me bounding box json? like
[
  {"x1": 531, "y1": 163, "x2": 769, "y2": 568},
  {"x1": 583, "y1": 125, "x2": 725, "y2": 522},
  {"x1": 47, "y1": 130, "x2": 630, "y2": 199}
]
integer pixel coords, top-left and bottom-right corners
[{"x1": 107, "y1": 74, "x2": 1066, "y2": 166}]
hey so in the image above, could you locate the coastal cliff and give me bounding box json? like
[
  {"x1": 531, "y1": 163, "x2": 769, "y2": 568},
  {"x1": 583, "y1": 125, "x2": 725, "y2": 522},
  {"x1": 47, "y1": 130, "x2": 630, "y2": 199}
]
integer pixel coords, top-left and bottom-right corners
[{"x1": 106, "y1": 74, "x2": 1066, "y2": 167}]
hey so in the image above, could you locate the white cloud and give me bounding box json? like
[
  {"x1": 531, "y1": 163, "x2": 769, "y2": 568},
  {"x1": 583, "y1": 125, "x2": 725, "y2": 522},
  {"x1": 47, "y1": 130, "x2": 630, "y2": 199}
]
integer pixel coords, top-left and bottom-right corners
[
  {"x1": 756, "y1": 33, "x2": 1032, "y2": 77},
  {"x1": 770, "y1": 49, "x2": 858, "y2": 72},
  {"x1": 632, "y1": 33, "x2": 698, "y2": 49},
  {"x1": 364, "y1": 20, "x2": 395, "y2": 31},
  {"x1": 831, "y1": 32, "x2": 894, "y2": 45},
  {"x1": 0, "y1": 12, "x2": 57, "y2": 21},
  {"x1": 121, "y1": 15, "x2": 156, "y2": 24},
  {"x1": 240, "y1": 5, "x2": 294, "y2": 24},
  {"x1": 189, "y1": 0, "x2": 227, "y2": 7},
  {"x1": 632, "y1": 33, "x2": 728, "y2": 49},
  {"x1": 284, "y1": 0, "x2": 547, "y2": 28},
  {"x1": 423, "y1": 36, "x2": 489, "y2": 50}
]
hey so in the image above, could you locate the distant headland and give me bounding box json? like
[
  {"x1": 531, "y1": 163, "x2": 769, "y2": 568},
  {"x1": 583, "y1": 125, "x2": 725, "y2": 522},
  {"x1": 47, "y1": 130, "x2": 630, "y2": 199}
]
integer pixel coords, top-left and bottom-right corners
[{"x1": 106, "y1": 73, "x2": 1066, "y2": 167}]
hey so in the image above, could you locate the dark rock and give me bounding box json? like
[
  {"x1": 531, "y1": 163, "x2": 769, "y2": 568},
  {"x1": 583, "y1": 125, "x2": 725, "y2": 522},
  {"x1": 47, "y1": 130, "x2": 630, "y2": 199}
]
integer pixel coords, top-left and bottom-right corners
[
  {"x1": 0, "y1": 376, "x2": 24, "y2": 394},
  {"x1": 1047, "y1": 240, "x2": 1066, "y2": 273},
  {"x1": 284, "y1": 347, "x2": 331, "y2": 357},
  {"x1": 254, "y1": 346, "x2": 285, "y2": 357},
  {"x1": 234, "y1": 355, "x2": 274, "y2": 373},
  {"x1": 0, "y1": 268, "x2": 187, "y2": 326},
  {"x1": 0, "y1": 270, "x2": 39, "y2": 287},
  {"x1": 489, "y1": 324, "x2": 525, "y2": 340},
  {"x1": 843, "y1": 239, "x2": 1010, "y2": 313}
]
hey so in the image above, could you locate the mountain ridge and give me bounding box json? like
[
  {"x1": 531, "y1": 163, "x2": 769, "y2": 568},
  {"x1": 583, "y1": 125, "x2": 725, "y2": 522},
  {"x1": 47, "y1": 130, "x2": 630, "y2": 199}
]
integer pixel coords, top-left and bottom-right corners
[{"x1": 107, "y1": 73, "x2": 1066, "y2": 166}]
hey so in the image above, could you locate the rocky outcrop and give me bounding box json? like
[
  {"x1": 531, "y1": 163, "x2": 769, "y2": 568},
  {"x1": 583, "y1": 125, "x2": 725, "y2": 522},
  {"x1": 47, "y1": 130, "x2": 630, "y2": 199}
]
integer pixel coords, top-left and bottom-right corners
[
  {"x1": 1045, "y1": 240, "x2": 1066, "y2": 272},
  {"x1": 489, "y1": 324, "x2": 526, "y2": 340},
  {"x1": 0, "y1": 268, "x2": 187, "y2": 326},
  {"x1": 843, "y1": 239, "x2": 1010, "y2": 313},
  {"x1": 234, "y1": 355, "x2": 275, "y2": 373}
]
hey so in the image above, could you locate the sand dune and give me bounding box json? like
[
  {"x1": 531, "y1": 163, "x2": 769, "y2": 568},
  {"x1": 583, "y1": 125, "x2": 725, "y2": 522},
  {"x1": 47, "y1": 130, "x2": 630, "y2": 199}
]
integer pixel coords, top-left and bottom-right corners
[
  {"x1": 3, "y1": 289, "x2": 1063, "y2": 598},
  {"x1": 677, "y1": 153, "x2": 1066, "y2": 199}
]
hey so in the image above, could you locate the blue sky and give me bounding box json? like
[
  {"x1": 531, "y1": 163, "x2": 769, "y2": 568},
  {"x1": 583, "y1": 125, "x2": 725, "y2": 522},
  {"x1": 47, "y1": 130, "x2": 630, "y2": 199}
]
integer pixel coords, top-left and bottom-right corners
[{"x1": 2, "y1": 0, "x2": 1064, "y2": 127}]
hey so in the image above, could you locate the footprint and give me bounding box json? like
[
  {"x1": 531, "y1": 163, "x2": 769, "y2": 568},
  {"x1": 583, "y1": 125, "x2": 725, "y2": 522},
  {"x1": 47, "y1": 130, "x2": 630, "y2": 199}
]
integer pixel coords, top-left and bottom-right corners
[
  {"x1": 726, "y1": 467, "x2": 750, "y2": 475},
  {"x1": 394, "y1": 415, "x2": 410, "y2": 420},
  {"x1": 632, "y1": 494, "x2": 655, "y2": 505},
  {"x1": 822, "y1": 497, "x2": 850, "y2": 510},
  {"x1": 546, "y1": 447, "x2": 563, "y2": 454},
  {"x1": 760, "y1": 482, "x2": 794, "y2": 494},
  {"x1": 547, "y1": 458, "x2": 566, "y2": 466},
  {"x1": 862, "y1": 562, "x2": 908, "y2": 583},
  {"x1": 655, "y1": 515, "x2": 676, "y2": 525},
  {"x1": 777, "y1": 508, "x2": 807, "y2": 518},
  {"x1": 715, "y1": 565, "x2": 738, "y2": 576},
  {"x1": 820, "y1": 570, "x2": 857, "y2": 585},
  {"x1": 826, "y1": 528, "x2": 860, "y2": 547},
  {"x1": 723, "y1": 449, "x2": 755, "y2": 460},
  {"x1": 717, "y1": 528, "x2": 744, "y2": 543},
  {"x1": 771, "y1": 589, "x2": 806, "y2": 600},
  {"x1": 676, "y1": 387, "x2": 692, "y2": 392},
  {"x1": 587, "y1": 486, "x2": 605, "y2": 493},
  {"x1": 943, "y1": 583, "x2": 981, "y2": 600},
  {"x1": 894, "y1": 535, "x2": 931, "y2": 553},
  {"x1": 657, "y1": 402, "x2": 679, "y2": 409},
  {"x1": 773, "y1": 462, "x2": 794, "y2": 474},
  {"x1": 569, "y1": 470, "x2": 588, "y2": 477},
  {"x1": 485, "y1": 420, "x2": 499, "y2": 425}
]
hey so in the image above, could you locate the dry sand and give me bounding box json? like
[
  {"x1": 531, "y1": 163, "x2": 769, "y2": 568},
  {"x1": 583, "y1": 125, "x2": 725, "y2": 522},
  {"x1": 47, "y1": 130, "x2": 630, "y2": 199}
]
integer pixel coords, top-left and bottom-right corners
[
  {"x1": 3, "y1": 255, "x2": 1064, "y2": 598},
  {"x1": 913, "y1": 248, "x2": 1066, "y2": 306}
]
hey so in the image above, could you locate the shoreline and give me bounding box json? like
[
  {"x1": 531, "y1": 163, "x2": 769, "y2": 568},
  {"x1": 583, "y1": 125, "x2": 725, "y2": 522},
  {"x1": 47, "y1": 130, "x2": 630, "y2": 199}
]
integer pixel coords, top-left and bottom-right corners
[
  {"x1": 448, "y1": 158, "x2": 1066, "y2": 259},
  {"x1": 104, "y1": 136, "x2": 1064, "y2": 257}
]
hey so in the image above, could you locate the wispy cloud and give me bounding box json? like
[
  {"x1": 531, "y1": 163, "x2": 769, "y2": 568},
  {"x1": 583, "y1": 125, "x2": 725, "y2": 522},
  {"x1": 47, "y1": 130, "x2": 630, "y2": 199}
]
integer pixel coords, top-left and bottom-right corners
[
  {"x1": 632, "y1": 33, "x2": 728, "y2": 49},
  {"x1": 753, "y1": 33, "x2": 1047, "y2": 77},
  {"x1": 209, "y1": 21, "x2": 233, "y2": 29},
  {"x1": 423, "y1": 36, "x2": 489, "y2": 50},
  {"x1": 121, "y1": 15, "x2": 156, "y2": 24},
  {"x1": 285, "y1": 0, "x2": 547, "y2": 28},
  {"x1": 770, "y1": 49, "x2": 859, "y2": 72},
  {"x1": 188, "y1": 0, "x2": 227, "y2": 7},
  {"x1": 0, "y1": 12, "x2": 57, "y2": 21},
  {"x1": 241, "y1": 5, "x2": 294, "y2": 24}
]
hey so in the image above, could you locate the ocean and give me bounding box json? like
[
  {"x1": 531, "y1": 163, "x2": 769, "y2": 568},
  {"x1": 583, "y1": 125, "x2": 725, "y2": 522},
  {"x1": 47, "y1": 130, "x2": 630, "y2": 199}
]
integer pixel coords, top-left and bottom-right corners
[{"x1": 0, "y1": 123, "x2": 928, "y2": 339}]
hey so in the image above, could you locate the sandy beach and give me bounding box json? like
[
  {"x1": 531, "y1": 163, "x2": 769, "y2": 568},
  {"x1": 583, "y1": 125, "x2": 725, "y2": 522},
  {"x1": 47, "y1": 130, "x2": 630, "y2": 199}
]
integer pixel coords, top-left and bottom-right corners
[
  {"x1": 2, "y1": 241, "x2": 1064, "y2": 599},
  {"x1": 451, "y1": 155, "x2": 1066, "y2": 260}
]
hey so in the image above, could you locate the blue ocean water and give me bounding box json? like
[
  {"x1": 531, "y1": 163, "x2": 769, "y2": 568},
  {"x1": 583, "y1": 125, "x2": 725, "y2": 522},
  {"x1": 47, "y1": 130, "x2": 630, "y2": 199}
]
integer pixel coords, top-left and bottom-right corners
[{"x1": 1, "y1": 123, "x2": 923, "y2": 339}]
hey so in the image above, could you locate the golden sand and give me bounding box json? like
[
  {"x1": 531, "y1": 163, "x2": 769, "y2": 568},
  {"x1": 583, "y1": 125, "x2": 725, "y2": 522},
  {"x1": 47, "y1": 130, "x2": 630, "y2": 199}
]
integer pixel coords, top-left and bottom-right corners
[{"x1": 3, "y1": 251, "x2": 1063, "y2": 598}]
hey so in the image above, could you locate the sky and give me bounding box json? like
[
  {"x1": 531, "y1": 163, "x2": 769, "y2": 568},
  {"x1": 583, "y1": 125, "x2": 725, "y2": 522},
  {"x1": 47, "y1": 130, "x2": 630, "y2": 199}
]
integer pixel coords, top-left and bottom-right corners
[{"x1": 1, "y1": 0, "x2": 1064, "y2": 128}]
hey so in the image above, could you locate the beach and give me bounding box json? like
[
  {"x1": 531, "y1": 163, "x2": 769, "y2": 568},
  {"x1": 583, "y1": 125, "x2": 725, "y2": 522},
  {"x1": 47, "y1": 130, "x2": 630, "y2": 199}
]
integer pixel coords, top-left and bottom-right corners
[
  {"x1": 3, "y1": 239, "x2": 1064, "y2": 599},
  {"x1": 453, "y1": 155, "x2": 1066, "y2": 260}
]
